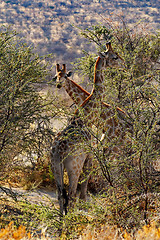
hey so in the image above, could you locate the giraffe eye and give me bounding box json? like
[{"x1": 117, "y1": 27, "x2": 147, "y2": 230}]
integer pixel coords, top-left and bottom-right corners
[{"x1": 113, "y1": 56, "x2": 118, "y2": 60}]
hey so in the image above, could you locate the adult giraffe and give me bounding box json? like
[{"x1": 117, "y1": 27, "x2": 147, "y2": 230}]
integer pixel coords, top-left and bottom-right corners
[
  {"x1": 51, "y1": 64, "x2": 92, "y2": 215},
  {"x1": 74, "y1": 42, "x2": 133, "y2": 169}
]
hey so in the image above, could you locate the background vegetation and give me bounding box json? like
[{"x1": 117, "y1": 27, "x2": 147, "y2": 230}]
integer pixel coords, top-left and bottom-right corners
[
  {"x1": 0, "y1": 29, "x2": 57, "y2": 189},
  {"x1": 0, "y1": 0, "x2": 159, "y2": 66},
  {"x1": 0, "y1": 7, "x2": 160, "y2": 240}
]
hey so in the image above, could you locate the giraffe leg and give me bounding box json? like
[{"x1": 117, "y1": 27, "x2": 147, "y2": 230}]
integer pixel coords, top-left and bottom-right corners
[
  {"x1": 54, "y1": 172, "x2": 65, "y2": 216},
  {"x1": 67, "y1": 171, "x2": 80, "y2": 209},
  {"x1": 66, "y1": 156, "x2": 85, "y2": 208},
  {"x1": 50, "y1": 151, "x2": 67, "y2": 216},
  {"x1": 57, "y1": 182, "x2": 65, "y2": 216},
  {"x1": 79, "y1": 154, "x2": 92, "y2": 201}
]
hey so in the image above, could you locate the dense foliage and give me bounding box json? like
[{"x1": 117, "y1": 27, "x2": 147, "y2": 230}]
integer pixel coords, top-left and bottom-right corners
[
  {"x1": 0, "y1": 29, "x2": 54, "y2": 176},
  {"x1": 73, "y1": 21, "x2": 160, "y2": 230}
]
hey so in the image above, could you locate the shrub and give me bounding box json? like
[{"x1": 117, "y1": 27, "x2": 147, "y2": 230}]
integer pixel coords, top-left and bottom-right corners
[
  {"x1": 0, "y1": 29, "x2": 55, "y2": 180},
  {"x1": 73, "y1": 19, "x2": 160, "y2": 228}
]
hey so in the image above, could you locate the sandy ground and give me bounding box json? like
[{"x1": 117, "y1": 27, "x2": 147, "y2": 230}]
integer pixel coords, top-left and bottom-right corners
[{"x1": 0, "y1": 186, "x2": 59, "y2": 207}]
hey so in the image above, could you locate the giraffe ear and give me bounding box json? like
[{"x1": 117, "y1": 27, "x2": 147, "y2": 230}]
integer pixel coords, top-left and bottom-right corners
[
  {"x1": 67, "y1": 71, "x2": 72, "y2": 77},
  {"x1": 62, "y1": 64, "x2": 66, "y2": 71},
  {"x1": 98, "y1": 52, "x2": 105, "y2": 58},
  {"x1": 56, "y1": 64, "x2": 60, "y2": 72},
  {"x1": 52, "y1": 76, "x2": 57, "y2": 81},
  {"x1": 106, "y1": 42, "x2": 112, "y2": 51}
]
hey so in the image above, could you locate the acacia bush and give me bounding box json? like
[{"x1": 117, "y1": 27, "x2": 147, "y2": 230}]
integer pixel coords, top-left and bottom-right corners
[
  {"x1": 72, "y1": 20, "x2": 160, "y2": 229},
  {"x1": 0, "y1": 29, "x2": 55, "y2": 183}
]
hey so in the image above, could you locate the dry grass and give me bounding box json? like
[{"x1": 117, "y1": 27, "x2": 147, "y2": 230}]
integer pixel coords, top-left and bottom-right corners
[
  {"x1": 0, "y1": 222, "x2": 31, "y2": 240},
  {"x1": 1, "y1": 221, "x2": 160, "y2": 240},
  {"x1": 0, "y1": 221, "x2": 51, "y2": 240},
  {"x1": 1, "y1": 160, "x2": 54, "y2": 191},
  {"x1": 78, "y1": 222, "x2": 160, "y2": 240}
]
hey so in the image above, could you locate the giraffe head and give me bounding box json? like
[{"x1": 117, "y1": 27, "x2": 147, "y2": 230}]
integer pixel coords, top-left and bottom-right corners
[
  {"x1": 98, "y1": 42, "x2": 124, "y2": 68},
  {"x1": 53, "y1": 64, "x2": 72, "y2": 88}
]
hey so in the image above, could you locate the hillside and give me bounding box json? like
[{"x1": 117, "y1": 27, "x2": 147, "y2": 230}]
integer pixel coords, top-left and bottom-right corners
[{"x1": 0, "y1": 0, "x2": 159, "y2": 68}]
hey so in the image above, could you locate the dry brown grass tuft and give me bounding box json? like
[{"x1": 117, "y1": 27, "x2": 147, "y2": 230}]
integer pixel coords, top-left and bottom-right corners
[
  {"x1": 0, "y1": 221, "x2": 31, "y2": 240},
  {"x1": 1, "y1": 221, "x2": 160, "y2": 240},
  {"x1": 0, "y1": 222, "x2": 51, "y2": 240},
  {"x1": 78, "y1": 222, "x2": 160, "y2": 240}
]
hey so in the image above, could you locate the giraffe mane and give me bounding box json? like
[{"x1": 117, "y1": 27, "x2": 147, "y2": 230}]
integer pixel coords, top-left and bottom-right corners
[{"x1": 69, "y1": 79, "x2": 90, "y2": 96}]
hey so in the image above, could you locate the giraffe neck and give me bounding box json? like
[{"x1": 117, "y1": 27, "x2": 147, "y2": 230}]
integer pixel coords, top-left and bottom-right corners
[
  {"x1": 63, "y1": 77, "x2": 90, "y2": 106},
  {"x1": 73, "y1": 56, "x2": 132, "y2": 144},
  {"x1": 91, "y1": 57, "x2": 105, "y2": 101}
]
